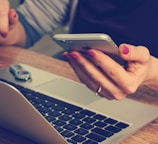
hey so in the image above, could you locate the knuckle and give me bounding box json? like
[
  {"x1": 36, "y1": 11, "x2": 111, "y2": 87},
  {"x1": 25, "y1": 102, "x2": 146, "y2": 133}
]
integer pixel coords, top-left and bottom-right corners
[
  {"x1": 113, "y1": 93, "x2": 126, "y2": 100},
  {"x1": 112, "y1": 85, "x2": 138, "y2": 100},
  {"x1": 138, "y1": 46, "x2": 150, "y2": 61},
  {"x1": 124, "y1": 86, "x2": 138, "y2": 95}
]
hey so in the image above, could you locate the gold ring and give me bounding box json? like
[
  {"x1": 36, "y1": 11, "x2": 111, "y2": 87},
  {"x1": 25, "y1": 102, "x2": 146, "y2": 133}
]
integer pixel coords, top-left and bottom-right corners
[{"x1": 95, "y1": 85, "x2": 102, "y2": 95}]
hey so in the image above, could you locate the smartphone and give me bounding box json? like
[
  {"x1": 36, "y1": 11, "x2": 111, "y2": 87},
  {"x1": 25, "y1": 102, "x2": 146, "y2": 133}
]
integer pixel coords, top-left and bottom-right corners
[{"x1": 52, "y1": 33, "x2": 125, "y2": 65}]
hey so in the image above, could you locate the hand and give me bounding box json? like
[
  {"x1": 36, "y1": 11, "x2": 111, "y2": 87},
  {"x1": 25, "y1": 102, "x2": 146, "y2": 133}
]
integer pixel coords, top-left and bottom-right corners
[
  {"x1": 0, "y1": 0, "x2": 20, "y2": 46},
  {"x1": 63, "y1": 44, "x2": 157, "y2": 100}
]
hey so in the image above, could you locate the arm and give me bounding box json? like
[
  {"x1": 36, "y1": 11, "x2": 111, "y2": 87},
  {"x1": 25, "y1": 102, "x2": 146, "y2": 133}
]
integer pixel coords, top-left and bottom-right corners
[
  {"x1": 63, "y1": 44, "x2": 158, "y2": 100},
  {"x1": 0, "y1": 0, "x2": 71, "y2": 48}
]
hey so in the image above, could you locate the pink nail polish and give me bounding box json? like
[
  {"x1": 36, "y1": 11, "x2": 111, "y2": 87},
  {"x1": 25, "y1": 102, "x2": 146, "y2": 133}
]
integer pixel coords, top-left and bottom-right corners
[
  {"x1": 87, "y1": 50, "x2": 95, "y2": 57},
  {"x1": 123, "y1": 45, "x2": 129, "y2": 54},
  {"x1": 69, "y1": 53, "x2": 78, "y2": 60},
  {"x1": 1, "y1": 33, "x2": 7, "y2": 38}
]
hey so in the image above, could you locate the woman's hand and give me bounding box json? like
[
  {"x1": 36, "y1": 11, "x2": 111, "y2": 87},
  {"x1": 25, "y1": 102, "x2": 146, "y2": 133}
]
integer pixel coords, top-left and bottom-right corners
[
  {"x1": 0, "y1": 0, "x2": 25, "y2": 47},
  {"x1": 63, "y1": 44, "x2": 158, "y2": 100}
]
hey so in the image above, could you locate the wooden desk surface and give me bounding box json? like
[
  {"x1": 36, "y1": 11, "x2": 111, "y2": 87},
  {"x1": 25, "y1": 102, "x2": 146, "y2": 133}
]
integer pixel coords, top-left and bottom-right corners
[{"x1": 0, "y1": 46, "x2": 158, "y2": 144}]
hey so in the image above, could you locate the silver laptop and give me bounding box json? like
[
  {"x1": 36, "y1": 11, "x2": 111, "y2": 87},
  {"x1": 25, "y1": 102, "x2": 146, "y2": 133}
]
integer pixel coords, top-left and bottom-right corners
[{"x1": 0, "y1": 64, "x2": 158, "y2": 144}]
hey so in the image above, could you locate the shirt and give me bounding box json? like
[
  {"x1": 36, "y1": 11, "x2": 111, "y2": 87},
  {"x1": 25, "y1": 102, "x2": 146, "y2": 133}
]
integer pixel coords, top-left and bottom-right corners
[
  {"x1": 71, "y1": 0, "x2": 158, "y2": 57},
  {"x1": 17, "y1": 0, "x2": 71, "y2": 47},
  {"x1": 18, "y1": 0, "x2": 158, "y2": 57}
]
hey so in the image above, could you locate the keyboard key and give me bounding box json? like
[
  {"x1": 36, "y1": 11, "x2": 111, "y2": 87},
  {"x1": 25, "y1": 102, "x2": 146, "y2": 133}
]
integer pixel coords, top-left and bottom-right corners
[
  {"x1": 61, "y1": 130, "x2": 74, "y2": 137},
  {"x1": 38, "y1": 107, "x2": 50, "y2": 113},
  {"x1": 83, "y1": 117, "x2": 96, "y2": 123},
  {"x1": 83, "y1": 139, "x2": 98, "y2": 144},
  {"x1": 94, "y1": 121, "x2": 108, "y2": 127},
  {"x1": 53, "y1": 120, "x2": 66, "y2": 126},
  {"x1": 80, "y1": 123, "x2": 94, "y2": 130},
  {"x1": 71, "y1": 135, "x2": 86, "y2": 143},
  {"x1": 80, "y1": 110, "x2": 96, "y2": 116},
  {"x1": 104, "y1": 118, "x2": 118, "y2": 124},
  {"x1": 50, "y1": 104, "x2": 65, "y2": 111},
  {"x1": 34, "y1": 97, "x2": 45, "y2": 104},
  {"x1": 59, "y1": 115, "x2": 72, "y2": 121},
  {"x1": 63, "y1": 124, "x2": 77, "y2": 131},
  {"x1": 86, "y1": 133, "x2": 106, "y2": 142},
  {"x1": 92, "y1": 127, "x2": 113, "y2": 138},
  {"x1": 54, "y1": 126, "x2": 64, "y2": 132},
  {"x1": 105, "y1": 125, "x2": 121, "y2": 133},
  {"x1": 74, "y1": 128, "x2": 88, "y2": 135},
  {"x1": 45, "y1": 115, "x2": 56, "y2": 122},
  {"x1": 69, "y1": 119, "x2": 83, "y2": 125},
  {"x1": 43, "y1": 101, "x2": 55, "y2": 107},
  {"x1": 72, "y1": 113, "x2": 86, "y2": 119},
  {"x1": 115, "y1": 122, "x2": 129, "y2": 129},
  {"x1": 93, "y1": 114, "x2": 107, "y2": 120},
  {"x1": 63, "y1": 109, "x2": 76, "y2": 115},
  {"x1": 48, "y1": 111, "x2": 61, "y2": 117},
  {"x1": 67, "y1": 139, "x2": 77, "y2": 144}
]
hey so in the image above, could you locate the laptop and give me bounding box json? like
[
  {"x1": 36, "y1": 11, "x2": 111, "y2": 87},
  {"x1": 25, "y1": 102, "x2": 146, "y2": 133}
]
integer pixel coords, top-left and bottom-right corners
[{"x1": 0, "y1": 64, "x2": 158, "y2": 144}]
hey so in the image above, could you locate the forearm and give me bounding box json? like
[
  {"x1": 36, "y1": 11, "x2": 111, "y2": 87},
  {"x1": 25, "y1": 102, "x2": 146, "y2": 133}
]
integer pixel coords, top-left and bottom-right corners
[{"x1": 12, "y1": 21, "x2": 26, "y2": 47}]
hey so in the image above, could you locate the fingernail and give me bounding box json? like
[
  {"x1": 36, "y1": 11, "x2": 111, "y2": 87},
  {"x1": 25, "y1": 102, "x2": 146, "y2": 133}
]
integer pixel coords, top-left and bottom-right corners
[
  {"x1": 123, "y1": 45, "x2": 129, "y2": 54},
  {"x1": 1, "y1": 33, "x2": 7, "y2": 38},
  {"x1": 13, "y1": 14, "x2": 17, "y2": 18},
  {"x1": 87, "y1": 50, "x2": 95, "y2": 57},
  {"x1": 62, "y1": 52, "x2": 68, "y2": 60},
  {"x1": 69, "y1": 53, "x2": 78, "y2": 60}
]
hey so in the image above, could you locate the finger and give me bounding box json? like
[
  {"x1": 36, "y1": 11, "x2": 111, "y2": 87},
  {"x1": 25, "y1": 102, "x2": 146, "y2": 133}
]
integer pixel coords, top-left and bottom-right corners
[
  {"x1": 86, "y1": 49, "x2": 140, "y2": 96},
  {"x1": 64, "y1": 51, "x2": 98, "y2": 89},
  {"x1": 66, "y1": 54, "x2": 115, "y2": 100},
  {"x1": 119, "y1": 44, "x2": 150, "y2": 64},
  {"x1": 87, "y1": 49, "x2": 127, "y2": 85},
  {"x1": 0, "y1": 0, "x2": 10, "y2": 34},
  {"x1": 8, "y1": 9, "x2": 18, "y2": 30},
  {"x1": 65, "y1": 51, "x2": 128, "y2": 99},
  {"x1": 96, "y1": 86, "x2": 114, "y2": 100}
]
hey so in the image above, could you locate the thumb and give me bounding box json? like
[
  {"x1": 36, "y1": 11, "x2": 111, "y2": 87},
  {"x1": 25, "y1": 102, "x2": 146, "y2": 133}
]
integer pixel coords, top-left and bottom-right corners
[{"x1": 119, "y1": 44, "x2": 150, "y2": 64}]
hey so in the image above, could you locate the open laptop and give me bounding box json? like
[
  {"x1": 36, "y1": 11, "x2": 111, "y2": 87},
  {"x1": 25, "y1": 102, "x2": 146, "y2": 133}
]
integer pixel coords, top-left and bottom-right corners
[{"x1": 0, "y1": 64, "x2": 158, "y2": 144}]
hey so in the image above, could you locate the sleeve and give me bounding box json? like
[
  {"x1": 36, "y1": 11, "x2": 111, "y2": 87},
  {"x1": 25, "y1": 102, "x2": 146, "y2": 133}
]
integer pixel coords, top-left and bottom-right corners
[
  {"x1": 17, "y1": 11, "x2": 41, "y2": 48},
  {"x1": 17, "y1": 0, "x2": 71, "y2": 47}
]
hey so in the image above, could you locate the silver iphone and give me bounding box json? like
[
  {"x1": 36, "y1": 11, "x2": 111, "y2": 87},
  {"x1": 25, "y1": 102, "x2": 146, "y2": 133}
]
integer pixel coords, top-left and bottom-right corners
[{"x1": 52, "y1": 33, "x2": 125, "y2": 65}]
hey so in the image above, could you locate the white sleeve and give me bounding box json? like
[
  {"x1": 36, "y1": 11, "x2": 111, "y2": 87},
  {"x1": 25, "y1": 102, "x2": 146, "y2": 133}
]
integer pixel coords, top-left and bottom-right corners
[{"x1": 17, "y1": 0, "x2": 71, "y2": 37}]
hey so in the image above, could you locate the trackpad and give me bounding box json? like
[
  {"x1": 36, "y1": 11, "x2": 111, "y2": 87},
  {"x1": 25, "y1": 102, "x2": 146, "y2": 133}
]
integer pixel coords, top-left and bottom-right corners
[{"x1": 37, "y1": 78, "x2": 100, "y2": 106}]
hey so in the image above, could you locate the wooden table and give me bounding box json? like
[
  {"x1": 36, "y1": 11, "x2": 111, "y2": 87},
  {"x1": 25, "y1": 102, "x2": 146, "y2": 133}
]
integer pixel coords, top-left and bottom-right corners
[{"x1": 0, "y1": 46, "x2": 158, "y2": 144}]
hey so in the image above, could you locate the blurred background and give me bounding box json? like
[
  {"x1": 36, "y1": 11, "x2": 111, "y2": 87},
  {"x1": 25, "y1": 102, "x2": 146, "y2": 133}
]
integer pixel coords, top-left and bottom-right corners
[
  {"x1": 10, "y1": 0, "x2": 20, "y2": 8},
  {"x1": 9, "y1": 0, "x2": 67, "y2": 60}
]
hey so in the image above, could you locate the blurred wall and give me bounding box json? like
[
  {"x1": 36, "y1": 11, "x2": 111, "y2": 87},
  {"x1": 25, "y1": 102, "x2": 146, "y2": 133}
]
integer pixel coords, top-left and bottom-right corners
[{"x1": 9, "y1": 0, "x2": 20, "y2": 8}]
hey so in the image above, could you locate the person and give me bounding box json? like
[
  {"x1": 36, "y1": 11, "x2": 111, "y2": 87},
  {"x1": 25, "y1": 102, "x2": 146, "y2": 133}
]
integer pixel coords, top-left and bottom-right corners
[{"x1": 0, "y1": 0, "x2": 158, "y2": 100}]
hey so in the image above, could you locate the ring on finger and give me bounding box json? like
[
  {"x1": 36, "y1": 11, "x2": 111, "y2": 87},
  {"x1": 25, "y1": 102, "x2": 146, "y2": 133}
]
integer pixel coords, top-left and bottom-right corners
[{"x1": 95, "y1": 85, "x2": 102, "y2": 96}]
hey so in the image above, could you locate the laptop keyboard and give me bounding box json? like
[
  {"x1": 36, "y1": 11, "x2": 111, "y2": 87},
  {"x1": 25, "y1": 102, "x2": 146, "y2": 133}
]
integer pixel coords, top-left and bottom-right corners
[{"x1": 0, "y1": 79, "x2": 129, "y2": 144}]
